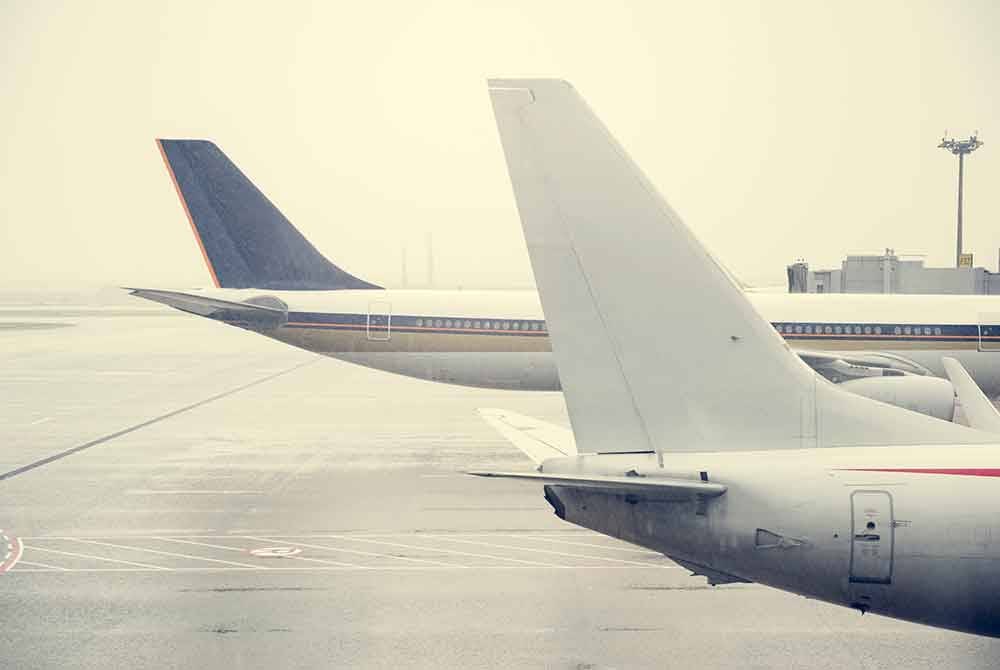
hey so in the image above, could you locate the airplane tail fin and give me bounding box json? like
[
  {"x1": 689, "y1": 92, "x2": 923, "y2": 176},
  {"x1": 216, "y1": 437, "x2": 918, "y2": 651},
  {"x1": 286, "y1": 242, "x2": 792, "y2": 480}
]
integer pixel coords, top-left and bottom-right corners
[
  {"x1": 156, "y1": 139, "x2": 380, "y2": 291},
  {"x1": 488, "y1": 79, "x2": 992, "y2": 453}
]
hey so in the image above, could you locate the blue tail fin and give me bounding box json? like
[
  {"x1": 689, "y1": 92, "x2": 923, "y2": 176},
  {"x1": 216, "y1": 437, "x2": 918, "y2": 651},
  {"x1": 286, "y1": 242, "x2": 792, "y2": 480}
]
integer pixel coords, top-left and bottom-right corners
[{"x1": 156, "y1": 139, "x2": 381, "y2": 290}]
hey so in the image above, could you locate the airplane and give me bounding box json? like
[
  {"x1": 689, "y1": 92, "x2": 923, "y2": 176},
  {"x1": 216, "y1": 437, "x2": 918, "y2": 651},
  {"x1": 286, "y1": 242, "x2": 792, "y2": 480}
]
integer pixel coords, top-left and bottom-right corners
[
  {"x1": 474, "y1": 77, "x2": 1000, "y2": 638},
  {"x1": 132, "y1": 135, "x2": 1000, "y2": 422}
]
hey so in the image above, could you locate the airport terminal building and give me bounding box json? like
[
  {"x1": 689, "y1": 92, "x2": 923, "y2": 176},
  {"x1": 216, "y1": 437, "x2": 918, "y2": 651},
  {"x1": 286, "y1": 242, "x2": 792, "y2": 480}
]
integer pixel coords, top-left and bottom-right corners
[{"x1": 788, "y1": 250, "x2": 1000, "y2": 294}]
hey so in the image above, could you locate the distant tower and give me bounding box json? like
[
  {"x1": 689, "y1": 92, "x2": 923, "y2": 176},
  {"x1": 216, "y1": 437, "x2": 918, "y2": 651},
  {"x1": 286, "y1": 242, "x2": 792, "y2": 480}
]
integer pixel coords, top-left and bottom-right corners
[
  {"x1": 426, "y1": 232, "x2": 435, "y2": 288},
  {"x1": 938, "y1": 133, "x2": 983, "y2": 267}
]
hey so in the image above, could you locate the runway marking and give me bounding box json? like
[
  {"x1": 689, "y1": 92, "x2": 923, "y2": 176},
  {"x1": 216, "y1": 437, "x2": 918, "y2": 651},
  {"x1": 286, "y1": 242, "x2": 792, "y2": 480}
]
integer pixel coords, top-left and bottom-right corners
[
  {"x1": 68, "y1": 538, "x2": 265, "y2": 569},
  {"x1": 292, "y1": 534, "x2": 562, "y2": 568},
  {"x1": 0, "y1": 358, "x2": 318, "y2": 482},
  {"x1": 154, "y1": 536, "x2": 259, "y2": 553},
  {"x1": 0, "y1": 529, "x2": 23, "y2": 573},
  {"x1": 25, "y1": 545, "x2": 168, "y2": 570},
  {"x1": 507, "y1": 534, "x2": 666, "y2": 557},
  {"x1": 247, "y1": 536, "x2": 463, "y2": 568},
  {"x1": 156, "y1": 536, "x2": 361, "y2": 567},
  {"x1": 419, "y1": 535, "x2": 667, "y2": 567},
  {"x1": 125, "y1": 490, "x2": 264, "y2": 495},
  {"x1": 16, "y1": 560, "x2": 67, "y2": 570},
  {"x1": 6, "y1": 565, "x2": 668, "y2": 573}
]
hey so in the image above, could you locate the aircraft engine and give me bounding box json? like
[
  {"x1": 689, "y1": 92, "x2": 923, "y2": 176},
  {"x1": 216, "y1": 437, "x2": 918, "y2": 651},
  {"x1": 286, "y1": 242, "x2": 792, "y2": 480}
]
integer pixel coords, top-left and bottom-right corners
[{"x1": 839, "y1": 375, "x2": 955, "y2": 422}]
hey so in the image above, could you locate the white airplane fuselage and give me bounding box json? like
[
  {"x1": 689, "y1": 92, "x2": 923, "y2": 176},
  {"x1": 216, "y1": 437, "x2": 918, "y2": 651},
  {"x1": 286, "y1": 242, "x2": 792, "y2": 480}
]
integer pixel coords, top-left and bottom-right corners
[
  {"x1": 544, "y1": 445, "x2": 1000, "y2": 637},
  {"x1": 187, "y1": 287, "x2": 1000, "y2": 396}
]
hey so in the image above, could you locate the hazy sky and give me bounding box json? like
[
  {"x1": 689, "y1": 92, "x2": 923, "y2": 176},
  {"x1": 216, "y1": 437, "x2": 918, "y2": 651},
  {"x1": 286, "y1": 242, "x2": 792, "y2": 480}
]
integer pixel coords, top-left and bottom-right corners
[{"x1": 2, "y1": 1, "x2": 998, "y2": 289}]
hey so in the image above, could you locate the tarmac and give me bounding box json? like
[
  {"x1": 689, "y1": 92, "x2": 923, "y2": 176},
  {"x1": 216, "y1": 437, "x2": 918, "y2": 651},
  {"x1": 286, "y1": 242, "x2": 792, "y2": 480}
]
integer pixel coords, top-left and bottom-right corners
[{"x1": 2, "y1": 304, "x2": 1000, "y2": 669}]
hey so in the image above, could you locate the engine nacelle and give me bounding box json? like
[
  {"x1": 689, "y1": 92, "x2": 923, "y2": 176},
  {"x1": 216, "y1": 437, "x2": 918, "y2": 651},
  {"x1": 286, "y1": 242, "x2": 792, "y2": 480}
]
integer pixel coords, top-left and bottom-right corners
[{"x1": 839, "y1": 375, "x2": 956, "y2": 422}]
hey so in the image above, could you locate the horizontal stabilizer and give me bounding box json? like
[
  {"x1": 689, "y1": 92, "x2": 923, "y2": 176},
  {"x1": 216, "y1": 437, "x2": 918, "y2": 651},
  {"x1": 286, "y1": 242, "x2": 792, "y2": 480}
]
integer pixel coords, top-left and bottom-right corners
[
  {"x1": 943, "y1": 357, "x2": 1000, "y2": 433},
  {"x1": 478, "y1": 408, "x2": 576, "y2": 464},
  {"x1": 128, "y1": 288, "x2": 287, "y2": 330},
  {"x1": 467, "y1": 470, "x2": 726, "y2": 501}
]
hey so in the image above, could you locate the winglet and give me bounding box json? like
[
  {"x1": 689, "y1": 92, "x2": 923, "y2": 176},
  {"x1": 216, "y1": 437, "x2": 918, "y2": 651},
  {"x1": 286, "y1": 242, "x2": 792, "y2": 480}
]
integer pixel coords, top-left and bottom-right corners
[{"x1": 943, "y1": 357, "x2": 1000, "y2": 433}]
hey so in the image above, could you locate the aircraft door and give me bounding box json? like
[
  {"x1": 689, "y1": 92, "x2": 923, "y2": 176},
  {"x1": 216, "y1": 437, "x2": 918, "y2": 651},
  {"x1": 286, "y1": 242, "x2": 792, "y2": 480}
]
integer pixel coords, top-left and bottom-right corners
[
  {"x1": 979, "y1": 313, "x2": 1000, "y2": 351},
  {"x1": 849, "y1": 490, "x2": 894, "y2": 584},
  {"x1": 367, "y1": 300, "x2": 391, "y2": 341}
]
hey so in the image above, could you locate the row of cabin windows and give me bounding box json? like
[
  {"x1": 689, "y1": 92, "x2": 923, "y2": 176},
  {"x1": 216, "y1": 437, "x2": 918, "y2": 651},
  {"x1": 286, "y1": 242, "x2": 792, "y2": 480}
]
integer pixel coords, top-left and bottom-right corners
[
  {"x1": 774, "y1": 323, "x2": 944, "y2": 337},
  {"x1": 413, "y1": 318, "x2": 545, "y2": 332}
]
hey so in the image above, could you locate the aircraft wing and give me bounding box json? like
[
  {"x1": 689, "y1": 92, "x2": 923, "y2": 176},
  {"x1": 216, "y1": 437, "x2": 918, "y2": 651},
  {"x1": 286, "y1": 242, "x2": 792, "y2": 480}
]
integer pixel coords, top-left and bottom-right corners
[
  {"x1": 467, "y1": 470, "x2": 726, "y2": 501},
  {"x1": 478, "y1": 408, "x2": 576, "y2": 463},
  {"x1": 127, "y1": 288, "x2": 287, "y2": 329}
]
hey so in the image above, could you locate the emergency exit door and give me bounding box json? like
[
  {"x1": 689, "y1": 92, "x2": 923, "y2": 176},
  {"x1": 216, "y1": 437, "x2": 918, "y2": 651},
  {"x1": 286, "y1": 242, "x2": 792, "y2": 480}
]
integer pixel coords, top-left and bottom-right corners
[
  {"x1": 367, "y1": 300, "x2": 391, "y2": 341},
  {"x1": 849, "y1": 490, "x2": 894, "y2": 584}
]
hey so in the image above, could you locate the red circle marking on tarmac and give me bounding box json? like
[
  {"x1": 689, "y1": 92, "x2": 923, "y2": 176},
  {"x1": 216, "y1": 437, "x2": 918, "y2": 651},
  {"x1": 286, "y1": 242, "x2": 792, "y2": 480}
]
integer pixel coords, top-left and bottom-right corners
[
  {"x1": 0, "y1": 530, "x2": 23, "y2": 573},
  {"x1": 249, "y1": 547, "x2": 302, "y2": 558}
]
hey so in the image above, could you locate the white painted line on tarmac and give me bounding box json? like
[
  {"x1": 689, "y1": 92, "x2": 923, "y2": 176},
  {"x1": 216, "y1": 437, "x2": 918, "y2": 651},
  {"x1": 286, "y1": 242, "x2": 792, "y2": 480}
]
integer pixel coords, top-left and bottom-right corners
[
  {"x1": 419, "y1": 534, "x2": 671, "y2": 568},
  {"x1": 26, "y1": 545, "x2": 168, "y2": 570},
  {"x1": 125, "y1": 490, "x2": 264, "y2": 495},
  {"x1": 14, "y1": 560, "x2": 67, "y2": 570},
  {"x1": 121, "y1": 536, "x2": 362, "y2": 568},
  {"x1": 1, "y1": 565, "x2": 671, "y2": 574},
  {"x1": 247, "y1": 536, "x2": 463, "y2": 568},
  {"x1": 504, "y1": 534, "x2": 667, "y2": 557},
  {"x1": 154, "y1": 536, "x2": 255, "y2": 553},
  {"x1": 68, "y1": 538, "x2": 265, "y2": 569},
  {"x1": 292, "y1": 534, "x2": 562, "y2": 568}
]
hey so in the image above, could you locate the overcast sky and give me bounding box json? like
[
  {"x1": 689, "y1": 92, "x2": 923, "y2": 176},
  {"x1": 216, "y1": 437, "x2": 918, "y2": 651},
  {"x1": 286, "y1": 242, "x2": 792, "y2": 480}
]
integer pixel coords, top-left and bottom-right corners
[{"x1": 2, "y1": 1, "x2": 998, "y2": 290}]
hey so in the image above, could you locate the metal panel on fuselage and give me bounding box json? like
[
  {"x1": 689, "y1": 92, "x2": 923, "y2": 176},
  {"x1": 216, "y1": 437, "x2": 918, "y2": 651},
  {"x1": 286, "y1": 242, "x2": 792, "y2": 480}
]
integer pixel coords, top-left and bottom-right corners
[{"x1": 541, "y1": 446, "x2": 1000, "y2": 637}]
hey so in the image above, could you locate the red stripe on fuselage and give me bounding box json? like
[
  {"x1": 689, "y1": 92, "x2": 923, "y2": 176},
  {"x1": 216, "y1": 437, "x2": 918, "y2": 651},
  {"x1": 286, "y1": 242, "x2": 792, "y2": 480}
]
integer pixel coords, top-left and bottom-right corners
[{"x1": 838, "y1": 468, "x2": 1000, "y2": 477}]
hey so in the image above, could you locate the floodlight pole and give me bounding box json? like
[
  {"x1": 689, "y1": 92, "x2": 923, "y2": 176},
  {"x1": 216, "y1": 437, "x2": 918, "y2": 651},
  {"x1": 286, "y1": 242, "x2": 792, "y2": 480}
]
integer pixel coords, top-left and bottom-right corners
[{"x1": 938, "y1": 134, "x2": 983, "y2": 267}]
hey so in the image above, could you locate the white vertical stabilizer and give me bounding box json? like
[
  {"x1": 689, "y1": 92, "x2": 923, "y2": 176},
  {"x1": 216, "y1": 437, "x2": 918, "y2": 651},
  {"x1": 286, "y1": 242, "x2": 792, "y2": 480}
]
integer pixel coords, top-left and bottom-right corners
[{"x1": 488, "y1": 78, "x2": 992, "y2": 453}]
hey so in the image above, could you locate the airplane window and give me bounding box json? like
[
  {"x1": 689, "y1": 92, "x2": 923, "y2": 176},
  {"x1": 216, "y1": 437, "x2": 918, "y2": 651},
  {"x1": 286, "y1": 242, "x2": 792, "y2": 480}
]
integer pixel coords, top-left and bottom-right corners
[
  {"x1": 416, "y1": 318, "x2": 424, "y2": 327},
  {"x1": 512, "y1": 322, "x2": 520, "y2": 330},
  {"x1": 795, "y1": 325, "x2": 802, "y2": 334},
  {"x1": 464, "y1": 320, "x2": 472, "y2": 329},
  {"x1": 903, "y1": 326, "x2": 911, "y2": 335},
  {"x1": 541, "y1": 321, "x2": 547, "y2": 331},
  {"x1": 923, "y1": 327, "x2": 931, "y2": 336},
  {"x1": 874, "y1": 326, "x2": 882, "y2": 335},
  {"x1": 834, "y1": 326, "x2": 842, "y2": 335},
  {"x1": 804, "y1": 326, "x2": 812, "y2": 334},
  {"x1": 445, "y1": 320, "x2": 453, "y2": 328},
  {"x1": 502, "y1": 321, "x2": 510, "y2": 330},
  {"x1": 474, "y1": 321, "x2": 481, "y2": 329},
  {"x1": 435, "y1": 319, "x2": 443, "y2": 328},
  {"x1": 824, "y1": 326, "x2": 833, "y2": 334},
  {"x1": 532, "y1": 322, "x2": 540, "y2": 331},
  {"x1": 894, "y1": 327, "x2": 902, "y2": 335},
  {"x1": 854, "y1": 326, "x2": 862, "y2": 335},
  {"x1": 934, "y1": 327, "x2": 942, "y2": 336}
]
